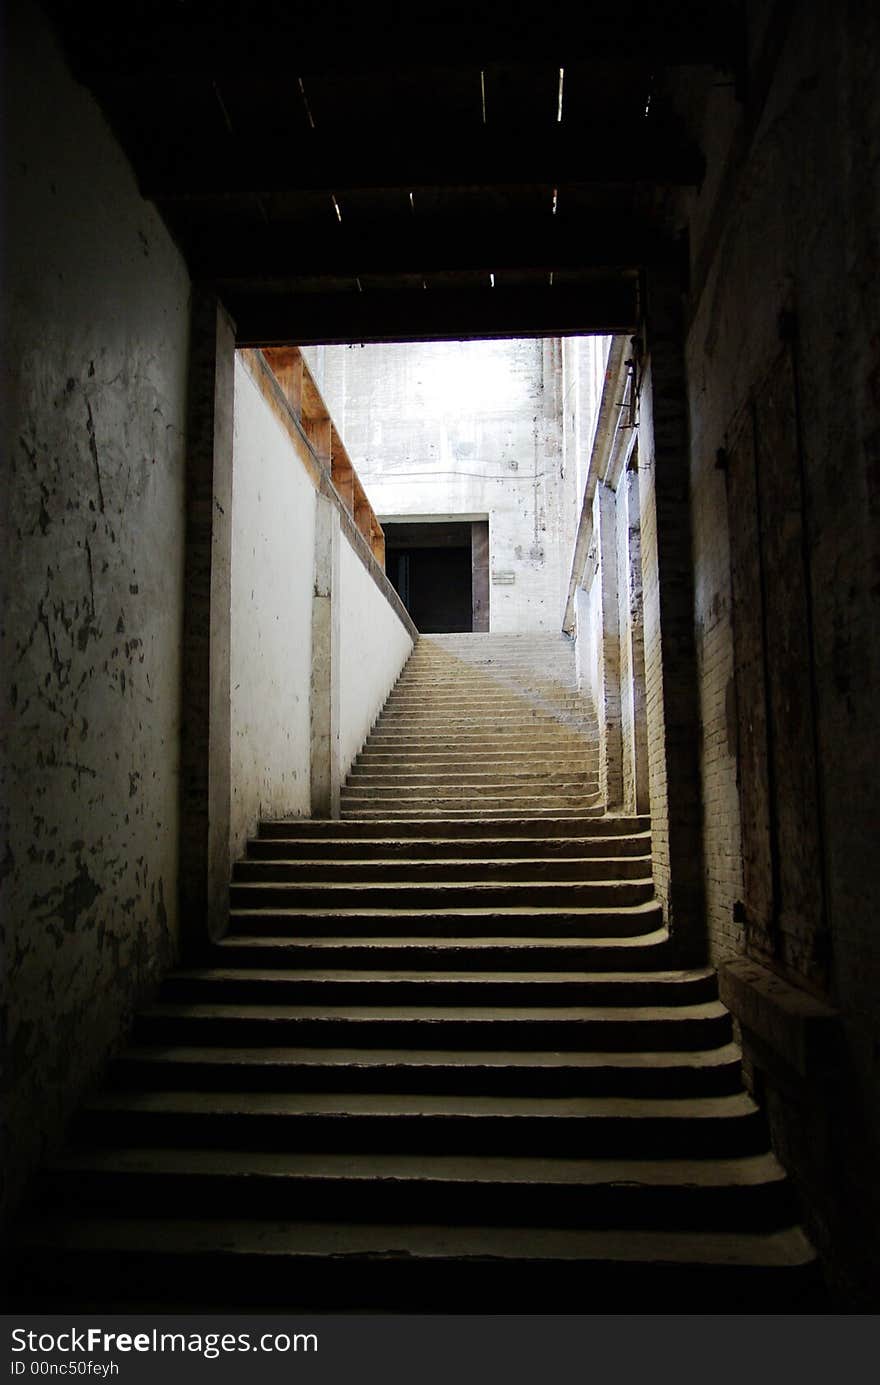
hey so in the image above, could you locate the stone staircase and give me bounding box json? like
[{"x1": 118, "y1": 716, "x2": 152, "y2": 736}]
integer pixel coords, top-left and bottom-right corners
[{"x1": 10, "y1": 633, "x2": 824, "y2": 1310}]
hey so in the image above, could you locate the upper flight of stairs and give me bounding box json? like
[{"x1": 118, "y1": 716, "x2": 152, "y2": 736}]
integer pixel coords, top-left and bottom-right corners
[
  {"x1": 9, "y1": 633, "x2": 824, "y2": 1311},
  {"x1": 341, "y1": 634, "x2": 603, "y2": 820}
]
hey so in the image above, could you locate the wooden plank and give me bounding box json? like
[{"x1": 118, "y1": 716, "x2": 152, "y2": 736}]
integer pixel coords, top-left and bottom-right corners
[
  {"x1": 353, "y1": 483, "x2": 373, "y2": 542},
  {"x1": 261, "y1": 347, "x2": 302, "y2": 419},
  {"x1": 192, "y1": 217, "x2": 677, "y2": 283},
  {"x1": 304, "y1": 415, "x2": 331, "y2": 464},
  {"x1": 370, "y1": 519, "x2": 386, "y2": 570},
  {"x1": 300, "y1": 370, "x2": 327, "y2": 422},
  {"x1": 144, "y1": 122, "x2": 705, "y2": 199},
  {"x1": 63, "y1": 4, "x2": 743, "y2": 78},
  {"x1": 231, "y1": 281, "x2": 639, "y2": 347}
]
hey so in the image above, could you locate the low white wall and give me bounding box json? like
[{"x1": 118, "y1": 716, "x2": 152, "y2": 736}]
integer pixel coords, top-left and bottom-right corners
[
  {"x1": 338, "y1": 534, "x2": 414, "y2": 775},
  {"x1": 230, "y1": 355, "x2": 315, "y2": 853}
]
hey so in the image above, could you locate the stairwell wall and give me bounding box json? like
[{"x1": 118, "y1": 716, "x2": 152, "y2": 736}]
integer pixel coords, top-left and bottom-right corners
[
  {"x1": 230, "y1": 350, "x2": 415, "y2": 842},
  {"x1": 337, "y1": 536, "x2": 415, "y2": 779},
  {"x1": 674, "y1": 0, "x2": 880, "y2": 1303},
  {"x1": 1, "y1": 1, "x2": 190, "y2": 1221},
  {"x1": 229, "y1": 353, "x2": 316, "y2": 857}
]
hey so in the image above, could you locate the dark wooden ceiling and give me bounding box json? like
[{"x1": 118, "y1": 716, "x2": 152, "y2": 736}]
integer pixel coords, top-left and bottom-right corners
[{"x1": 47, "y1": 1, "x2": 744, "y2": 344}]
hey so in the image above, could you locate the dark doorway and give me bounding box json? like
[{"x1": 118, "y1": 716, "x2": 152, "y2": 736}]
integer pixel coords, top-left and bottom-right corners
[{"x1": 383, "y1": 520, "x2": 489, "y2": 633}]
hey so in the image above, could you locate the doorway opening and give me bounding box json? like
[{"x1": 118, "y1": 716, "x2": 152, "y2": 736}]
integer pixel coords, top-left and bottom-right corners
[{"x1": 383, "y1": 518, "x2": 489, "y2": 633}]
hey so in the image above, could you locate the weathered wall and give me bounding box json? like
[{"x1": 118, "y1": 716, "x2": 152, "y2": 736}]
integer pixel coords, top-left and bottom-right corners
[
  {"x1": 304, "y1": 340, "x2": 580, "y2": 632},
  {"x1": 1, "y1": 1, "x2": 190, "y2": 1218},
  {"x1": 678, "y1": 0, "x2": 880, "y2": 1303},
  {"x1": 229, "y1": 354, "x2": 315, "y2": 856},
  {"x1": 337, "y1": 536, "x2": 415, "y2": 777}
]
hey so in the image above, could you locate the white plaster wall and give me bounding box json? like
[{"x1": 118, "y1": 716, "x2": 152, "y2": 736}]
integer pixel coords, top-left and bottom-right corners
[
  {"x1": 304, "y1": 340, "x2": 581, "y2": 632},
  {"x1": 2, "y1": 0, "x2": 189, "y2": 1217},
  {"x1": 230, "y1": 356, "x2": 315, "y2": 852},
  {"x1": 337, "y1": 535, "x2": 414, "y2": 775}
]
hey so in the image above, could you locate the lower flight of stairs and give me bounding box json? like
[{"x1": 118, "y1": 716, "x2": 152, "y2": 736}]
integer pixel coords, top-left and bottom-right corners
[{"x1": 9, "y1": 636, "x2": 825, "y2": 1311}]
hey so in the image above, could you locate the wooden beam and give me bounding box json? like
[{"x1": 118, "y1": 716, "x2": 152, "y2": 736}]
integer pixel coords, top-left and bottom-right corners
[
  {"x1": 192, "y1": 217, "x2": 679, "y2": 283},
  {"x1": 59, "y1": 3, "x2": 743, "y2": 78},
  {"x1": 371, "y1": 521, "x2": 386, "y2": 571},
  {"x1": 304, "y1": 415, "x2": 331, "y2": 464},
  {"x1": 261, "y1": 347, "x2": 303, "y2": 419},
  {"x1": 230, "y1": 281, "x2": 640, "y2": 347},
  {"x1": 144, "y1": 122, "x2": 705, "y2": 200}
]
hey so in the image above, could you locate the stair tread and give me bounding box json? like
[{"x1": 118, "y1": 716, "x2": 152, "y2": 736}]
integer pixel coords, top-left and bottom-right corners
[
  {"x1": 140, "y1": 1000, "x2": 728, "y2": 1022},
  {"x1": 85, "y1": 1089, "x2": 757, "y2": 1118},
  {"x1": 16, "y1": 1215, "x2": 815, "y2": 1267},
  {"x1": 170, "y1": 967, "x2": 713, "y2": 985},
  {"x1": 115, "y1": 1042, "x2": 743, "y2": 1069},
  {"x1": 217, "y1": 929, "x2": 670, "y2": 949},
  {"x1": 248, "y1": 837, "x2": 651, "y2": 850},
  {"x1": 45, "y1": 1146, "x2": 785, "y2": 1187},
  {"x1": 227, "y1": 901, "x2": 662, "y2": 918},
  {"x1": 239, "y1": 856, "x2": 650, "y2": 868}
]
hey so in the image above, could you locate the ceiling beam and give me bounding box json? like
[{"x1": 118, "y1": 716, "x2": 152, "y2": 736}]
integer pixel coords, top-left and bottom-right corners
[
  {"x1": 55, "y1": 2, "x2": 744, "y2": 78},
  {"x1": 227, "y1": 280, "x2": 640, "y2": 347},
  {"x1": 192, "y1": 218, "x2": 680, "y2": 282},
  {"x1": 144, "y1": 123, "x2": 705, "y2": 200}
]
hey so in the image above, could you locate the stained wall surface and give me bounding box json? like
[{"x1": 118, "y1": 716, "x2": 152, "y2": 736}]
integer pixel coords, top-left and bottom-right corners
[
  {"x1": 1, "y1": 1, "x2": 190, "y2": 1218},
  {"x1": 676, "y1": 0, "x2": 880, "y2": 1301},
  {"x1": 230, "y1": 355, "x2": 316, "y2": 855},
  {"x1": 304, "y1": 340, "x2": 581, "y2": 632}
]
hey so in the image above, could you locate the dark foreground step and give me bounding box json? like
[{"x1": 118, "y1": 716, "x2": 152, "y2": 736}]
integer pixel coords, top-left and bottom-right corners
[
  {"x1": 74, "y1": 1088, "x2": 761, "y2": 1158},
  {"x1": 341, "y1": 806, "x2": 608, "y2": 821},
  {"x1": 233, "y1": 855, "x2": 652, "y2": 884},
  {"x1": 37, "y1": 1147, "x2": 795, "y2": 1230},
  {"x1": 245, "y1": 833, "x2": 651, "y2": 861},
  {"x1": 212, "y1": 927, "x2": 674, "y2": 972},
  {"x1": 228, "y1": 880, "x2": 653, "y2": 909},
  {"x1": 227, "y1": 900, "x2": 664, "y2": 938},
  {"x1": 107, "y1": 1040, "x2": 744, "y2": 1098},
  {"x1": 159, "y1": 966, "x2": 717, "y2": 1009},
  {"x1": 132, "y1": 998, "x2": 733, "y2": 1053},
  {"x1": 11, "y1": 1216, "x2": 824, "y2": 1312}
]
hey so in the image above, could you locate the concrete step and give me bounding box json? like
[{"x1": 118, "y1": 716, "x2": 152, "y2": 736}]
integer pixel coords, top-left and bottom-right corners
[
  {"x1": 363, "y1": 736, "x2": 598, "y2": 755},
  {"x1": 212, "y1": 928, "x2": 675, "y2": 972},
  {"x1": 374, "y1": 713, "x2": 592, "y2": 729},
  {"x1": 227, "y1": 900, "x2": 664, "y2": 938},
  {"x1": 345, "y1": 769, "x2": 601, "y2": 789},
  {"x1": 74, "y1": 1088, "x2": 765, "y2": 1158},
  {"x1": 340, "y1": 781, "x2": 601, "y2": 803},
  {"x1": 10, "y1": 1215, "x2": 823, "y2": 1312},
  {"x1": 227, "y1": 879, "x2": 654, "y2": 910},
  {"x1": 131, "y1": 999, "x2": 732, "y2": 1055},
  {"x1": 159, "y1": 967, "x2": 717, "y2": 1009},
  {"x1": 354, "y1": 751, "x2": 600, "y2": 769},
  {"x1": 257, "y1": 816, "x2": 649, "y2": 838},
  {"x1": 233, "y1": 855, "x2": 651, "y2": 884},
  {"x1": 246, "y1": 834, "x2": 651, "y2": 861},
  {"x1": 341, "y1": 805, "x2": 608, "y2": 820},
  {"x1": 393, "y1": 686, "x2": 588, "y2": 706},
  {"x1": 104, "y1": 1040, "x2": 742, "y2": 1099},
  {"x1": 38, "y1": 1147, "x2": 794, "y2": 1230}
]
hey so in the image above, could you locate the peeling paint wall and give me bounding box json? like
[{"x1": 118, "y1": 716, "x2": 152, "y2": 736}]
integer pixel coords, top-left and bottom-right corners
[
  {"x1": 1, "y1": 1, "x2": 190, "y2": 1218},
  {"x1": 304, "y1": 340, "x2": 580, "y2": 632},
  {"x1": 229, "y1": 354, "x2": 315, "y2": 854}
]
